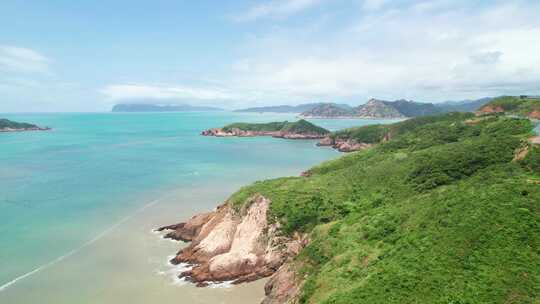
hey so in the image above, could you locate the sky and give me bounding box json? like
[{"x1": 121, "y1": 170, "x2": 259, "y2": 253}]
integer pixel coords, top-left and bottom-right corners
[{"x1": 1, "y1": 0, "x2": 540, "y2": 112}]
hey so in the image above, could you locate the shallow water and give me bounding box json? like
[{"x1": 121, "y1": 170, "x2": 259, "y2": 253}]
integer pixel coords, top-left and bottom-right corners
[{"x1": 0, "y1": 112, "x2": 393, "y2": 303}]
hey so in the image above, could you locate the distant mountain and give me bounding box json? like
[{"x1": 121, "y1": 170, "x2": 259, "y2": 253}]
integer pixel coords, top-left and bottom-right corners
[
  {"x1": 235, "y1": 103, "x2": 351, "y2": 113},
  {"x1": 435, "y1": 97, "x2": 493, "y2": 112},
  {"x1": 239, "y1": 98, "x2": 494, "y2": 119},
  {"x1": 391, "y1": 99, "x2": 441, "y2": 117},
  {"x1": 112, "y1": 103, "x2": 223, "y2": 112},
  {"x1": 355, "y1": 99, "x2": 407, "y2": 118},
  {"x1": 299, "y1": 103, "x2": 356, "y2": 118}
]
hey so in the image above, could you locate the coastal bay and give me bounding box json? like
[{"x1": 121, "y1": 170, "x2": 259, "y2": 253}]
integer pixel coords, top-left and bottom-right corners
[{"x1": 0, "y1": 112, "x2": 393, "y2": 303}]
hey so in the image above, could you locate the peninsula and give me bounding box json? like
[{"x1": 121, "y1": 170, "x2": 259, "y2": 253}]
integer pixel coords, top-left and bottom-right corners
[
  {"x1": 201, "y1": 119, "x2": 329, "y2": 139},
  {"x1": 160, "y1": 97, "x2": 540, "y2": 303},
  {"x1": 0, "y1": 118, "x2": 50, "y2": 132}
]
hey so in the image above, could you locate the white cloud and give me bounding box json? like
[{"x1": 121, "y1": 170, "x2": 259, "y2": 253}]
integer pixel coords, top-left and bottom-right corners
[
  {"x1": 235, "y1": 0, "x2": 324, "y2": 21},
  {"x1": 100, "y1": 84, "x2": 238, "y2": 102},
  {"x1": 0, "y1": 46, "x2": 50, "y2": 73},
  {"x1": 226, "y1": 1, "x2": 540, "y2": 102},
  {"x1": 361, "y1": 0, "x2": 388, "y2": 11}
]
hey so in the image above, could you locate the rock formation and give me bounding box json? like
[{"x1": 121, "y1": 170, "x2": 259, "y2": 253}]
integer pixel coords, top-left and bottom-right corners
[
  {"x1": 158, "y1": 195, "x2": 308, "y2": 302},
  {"x1": 317, "y1": 136, "x2": 373, "y2": 152},
  {"x1": 477, "y1": 105, "x2": 505, "y2": 115},
  {"x1": 528, "y1": 110, "x2": 540, "y2": 120}
]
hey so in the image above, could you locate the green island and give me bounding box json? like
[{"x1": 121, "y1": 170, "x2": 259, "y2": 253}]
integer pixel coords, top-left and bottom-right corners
[
  {"x1": 230, "y1": 112, "x2": 539, "y2": 303},
  {"x1": 222, "y1": 120, "x2": 329, "y2": 134},
  {"x1": 0, "y1": 118, "x2": 50, "y2": 132},
  {"x1": 202, "y1": 119, "x2": 330, "y2": 138}
]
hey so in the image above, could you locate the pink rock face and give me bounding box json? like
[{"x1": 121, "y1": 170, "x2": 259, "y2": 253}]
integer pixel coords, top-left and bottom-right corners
[
  {"x1": 477, "y1": 105, "x2": 505, "y2": 115},
  {"x1": 160, "y1": 195, "x2": 308, "y2": 290},
  {"x1": 157, "y1": 212, "x2": 214, "y2": 242},
  {"x1": 531, "y1": 136, "x2": 540, "y2": 145},
  {"x1": 332, "y1": 139, "x2": 372, "y2": 152},
  {"x1": 316, "y1": 136, "x2": 334, "y2": 146},
  {"x1": 528, "y1": 110, "x2": 540, "y2": 119},
  {"x1": 262, "y1": 264, "x2": 301, "y2": 304}
]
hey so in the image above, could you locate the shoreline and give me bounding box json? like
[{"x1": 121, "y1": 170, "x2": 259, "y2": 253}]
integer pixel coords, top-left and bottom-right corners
[{"x1": 0, "y1": 127, "x2": 51, "y2": 133}]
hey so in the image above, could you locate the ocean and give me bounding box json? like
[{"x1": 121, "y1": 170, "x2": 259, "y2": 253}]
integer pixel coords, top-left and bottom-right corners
[{"x1": 0, "y1": 112, "x2": 396, "y2": 303}]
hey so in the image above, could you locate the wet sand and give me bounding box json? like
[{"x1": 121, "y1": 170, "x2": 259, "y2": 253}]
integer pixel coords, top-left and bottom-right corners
[{"x1": 0, "y1": 184, "x2": 267, "y2": 304}]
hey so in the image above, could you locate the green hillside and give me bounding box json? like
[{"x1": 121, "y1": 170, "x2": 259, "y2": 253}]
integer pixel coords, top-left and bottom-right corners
[
  {"x1": 222, "y1": 119, "x2": 329, "y2": 135},
  {"x1": 481, "y1": 96, "x2": 540, "y2": 117},
  {"x1": 0, "y1": 118, "x2": 39, "y2": 130},
  {"x1": 229, "y1": 113, "x2": 540, "y2": 303}
]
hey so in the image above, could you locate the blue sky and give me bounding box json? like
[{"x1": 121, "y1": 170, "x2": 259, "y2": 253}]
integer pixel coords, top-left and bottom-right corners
[{"x1": 1, "y1": 0, "x2": 540, "y2": 112}]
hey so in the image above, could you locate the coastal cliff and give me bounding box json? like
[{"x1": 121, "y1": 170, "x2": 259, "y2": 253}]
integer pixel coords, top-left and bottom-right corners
[
  {"x1": 161, "y1": 108, "x2": 540, "y2": 303},
  {"x1": 159, "y1": 195, "x2": 306, "y2": 303}
]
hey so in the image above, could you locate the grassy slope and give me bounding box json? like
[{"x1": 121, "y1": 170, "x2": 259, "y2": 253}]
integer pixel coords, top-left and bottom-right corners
[
  {"x1": 228, "y1": 113, "x2": 540, "y2": 303},
  {"x1": 0, "y1": 118, "x2": 38, "y2": 129},
  {"x1": 484, "y1": 96, "x2": 540, "y2": 116},
  {"x1": 222, "y1": 119, "x2": 329, "y2": 135}
]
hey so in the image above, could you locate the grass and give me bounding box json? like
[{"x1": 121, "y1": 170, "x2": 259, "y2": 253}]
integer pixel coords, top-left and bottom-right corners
[
  {"x1": 484, "y1": 96, "x2": 540, "y2": 116},
  {"x1": 222, "y1": 119, "x2": 329, "y2": 135},
  {"x1": 227, "y1": 112, "x2": 540, "y2": 303}
]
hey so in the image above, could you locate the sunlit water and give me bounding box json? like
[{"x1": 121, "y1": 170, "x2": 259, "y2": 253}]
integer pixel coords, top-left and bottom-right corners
[{"x1": 0, "y1": 112, "x2": 395, "y2": 303}]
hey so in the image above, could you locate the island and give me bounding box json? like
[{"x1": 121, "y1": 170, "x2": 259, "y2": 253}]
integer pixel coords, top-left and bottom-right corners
[
  {"x1": 0, "y1": 118, "x2": 50, "y2": 132},
  {"x1": 159, "y1": 98, "x2": 539, "y2": 303},
  {"x1": 201, "y1": 119, "x2": 330, "y2": 139}
]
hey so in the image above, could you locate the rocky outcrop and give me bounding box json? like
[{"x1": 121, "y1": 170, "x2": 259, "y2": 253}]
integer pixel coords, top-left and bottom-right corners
[
  {"x1": 160, "y1": 195, "x2": 308, "y2": 293},
  {"x1": 157, "y1": 212, "x2": 215, "y2": 242},
  {"x1": 477, "y1": 105, "x2": 505, "y2": 115},
  {"x1": 528, "y1": 110, "x2": 540, "y2": 120},
  {"x1": 262, "y1": 264, "x2": 302, "y2": 304},
  {"x1": 201, "y1": 128, "x2": 326, "y2": 139},
  {"x1": 317, "y1": 136, "x2": 373, "y2": 152},
  {"x1": 0, "y1": 126, "x2": 50, "y2": 132}
]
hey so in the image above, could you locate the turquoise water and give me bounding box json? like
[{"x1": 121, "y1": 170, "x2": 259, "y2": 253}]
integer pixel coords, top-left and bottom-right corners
[{"x1": 0, "y1": 112, "x2": 394, "y2": 303}]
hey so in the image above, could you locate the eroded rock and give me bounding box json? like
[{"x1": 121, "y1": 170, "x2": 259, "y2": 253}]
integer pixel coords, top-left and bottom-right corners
[{"x1": 160, "y1": 195, "x2": 307, "y2": 288}]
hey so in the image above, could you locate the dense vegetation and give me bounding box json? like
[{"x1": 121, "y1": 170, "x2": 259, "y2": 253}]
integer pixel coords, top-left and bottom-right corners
[
  {"x1": 222, "y1": 119, "x2": 329, "y2": 135},
  {"x1": 229, "y1": 112, "x2": 540, "y2": 303},
  {"x1": 0, "y1": 118, "x2": 39, "y2": 130},
  {"x1": 483, "y1": 96, "x2": 540, "y2": 116}
]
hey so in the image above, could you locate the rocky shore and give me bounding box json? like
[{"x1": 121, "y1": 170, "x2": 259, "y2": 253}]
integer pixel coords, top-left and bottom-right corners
[
  {"x1": 0, "y1": 118, "x2": 51, "y2": 132},
  {"x1": 317, "y1": 136, "x2": 373, "y2": 152},
  {"x1": 0, "y1": 126, "x2": 51, "y2": 132},
  {"x1": 158, "y1": 195, "x2": 307, "y2": 303},
  {"x1": 201, "y1": 128, "x2": 326, "y2": 139}
]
